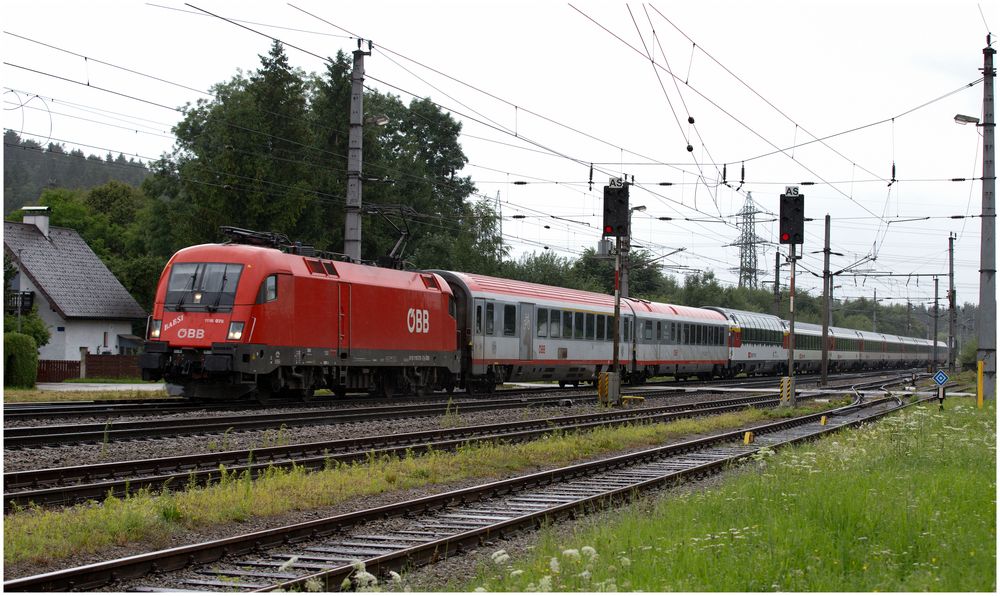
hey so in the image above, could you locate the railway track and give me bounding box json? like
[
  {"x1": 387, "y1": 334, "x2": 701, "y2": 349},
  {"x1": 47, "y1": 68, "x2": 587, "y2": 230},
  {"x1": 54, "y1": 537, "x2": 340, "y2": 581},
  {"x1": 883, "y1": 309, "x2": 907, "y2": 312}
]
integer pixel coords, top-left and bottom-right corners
[
  {"x1": 3, "y1": 375, "x2": 907, "y2": 511},
  {"x1": 2, "y1": 371, "x2": 913, "y2": 449},
  {"x1": 2, "y1": 393, "x2": 780, "y2": 510},
  {"x1": 2, "y1": 369, "x2": 912, "y2": 422},
  {"x1": 2, "y1": 394, "x2": 576, "y2": 449},
  {"x1": 3, "y1": 390, "x2": 927, "y2": 592}
]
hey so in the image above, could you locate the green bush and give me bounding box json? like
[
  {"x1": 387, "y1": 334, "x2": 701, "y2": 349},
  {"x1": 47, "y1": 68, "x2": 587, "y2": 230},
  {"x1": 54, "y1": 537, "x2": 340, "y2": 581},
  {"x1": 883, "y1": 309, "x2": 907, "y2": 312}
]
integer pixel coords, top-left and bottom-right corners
[
  {"x1": 959, "y1": 338, "x2": 979, "y2": 370},
  {"x1": 4, "y1": 332, "x2": 38, "y2": 388}
]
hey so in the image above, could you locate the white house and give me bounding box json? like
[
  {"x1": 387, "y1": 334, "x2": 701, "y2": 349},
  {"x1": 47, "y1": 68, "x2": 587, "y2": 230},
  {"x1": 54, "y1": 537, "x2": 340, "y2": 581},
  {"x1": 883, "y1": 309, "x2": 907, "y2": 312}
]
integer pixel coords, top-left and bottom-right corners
[{"x1": 4, "y1": 206, "x2": 147, "y2": 361}]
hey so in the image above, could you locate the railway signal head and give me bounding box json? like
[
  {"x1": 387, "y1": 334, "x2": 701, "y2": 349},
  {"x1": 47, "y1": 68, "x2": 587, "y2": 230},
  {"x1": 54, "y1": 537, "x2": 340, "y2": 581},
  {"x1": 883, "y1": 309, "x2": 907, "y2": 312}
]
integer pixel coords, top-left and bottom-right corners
[
  {"x1": 779, "y1": 193, "x2": 805, "y2": 245},
  {"x1": 602, "y1": 184, "x2": 630, "y2": 237}
]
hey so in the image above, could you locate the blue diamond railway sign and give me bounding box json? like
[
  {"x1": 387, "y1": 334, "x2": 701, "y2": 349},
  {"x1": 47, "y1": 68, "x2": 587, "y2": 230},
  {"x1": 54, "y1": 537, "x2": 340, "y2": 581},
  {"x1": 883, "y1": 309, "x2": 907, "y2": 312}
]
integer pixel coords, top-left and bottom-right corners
[{"x1": 933, "y1": 370, "x2": 949, "y2": 386}]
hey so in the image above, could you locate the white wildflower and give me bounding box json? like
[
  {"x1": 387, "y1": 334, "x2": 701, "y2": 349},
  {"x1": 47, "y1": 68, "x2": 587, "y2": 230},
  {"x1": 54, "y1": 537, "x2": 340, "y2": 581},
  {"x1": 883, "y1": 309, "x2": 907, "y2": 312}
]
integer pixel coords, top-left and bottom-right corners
[
  {"x1": 351, "y1": 560, "x2": 366, "y2": 572},
  {"x1": 549, "y1": 557, "x2": 561, "y2": 574},
  {"x1": 388, "y1": 571, "x2": 402, "y2": 584},
  {"x1": 578, "y1": 570, "x2": 591, "y2": 581},
  {"x1": 354, "y1": 570, "x2": 378, "y2": 589},
  {"x1": 509, "y1": 569, "x2": 524, "y2": 578},
  {"x1": 277, "y1": 555, "x2": 299, "y2": 571},
  {"x1": 474, "y1": 588, "x2": 487, "y2": 592},
  {"x1": 538, "y1": 575, "x2": 552, "y2": 592},
  {"x1": 561, "y1": 548, "x2": 581, "y2": 562},
  {"x1": 304, "y1": 577, "x2": 324, "y2": 592},
  {"x1": 581, "y1": 546, "x2": 598, "y2": 559}
]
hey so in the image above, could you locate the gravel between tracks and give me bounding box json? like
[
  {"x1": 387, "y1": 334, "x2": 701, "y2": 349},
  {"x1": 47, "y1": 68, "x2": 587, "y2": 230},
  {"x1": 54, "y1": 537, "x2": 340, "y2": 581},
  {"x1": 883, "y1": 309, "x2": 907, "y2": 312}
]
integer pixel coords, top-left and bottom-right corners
[{"x1": 3, "y1": 389, "x2": 728, "y2": 473}]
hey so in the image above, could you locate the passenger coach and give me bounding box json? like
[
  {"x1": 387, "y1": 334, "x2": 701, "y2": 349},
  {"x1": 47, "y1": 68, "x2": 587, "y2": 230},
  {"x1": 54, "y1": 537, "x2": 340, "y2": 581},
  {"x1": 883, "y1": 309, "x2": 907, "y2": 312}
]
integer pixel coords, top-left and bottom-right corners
[{"x1": 432, "y1": 271, "x2": 729, "y2": 391}]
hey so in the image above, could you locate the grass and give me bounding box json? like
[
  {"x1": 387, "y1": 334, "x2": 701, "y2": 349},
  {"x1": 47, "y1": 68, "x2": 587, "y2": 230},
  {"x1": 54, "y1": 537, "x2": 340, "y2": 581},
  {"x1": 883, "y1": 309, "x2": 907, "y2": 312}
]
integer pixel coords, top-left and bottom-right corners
[
  {"x1": 457, "y1": 397, "x2": 996, "y2": 592},
  {"x1": 3, "y1": 388, "x2": 169, "y2": 402},
  {"x1": 60, "y1": 377, "x2": 158, "y2": 384},
  {"x1": 3, "y1": 400, "x2": 840, "y2": 568}
]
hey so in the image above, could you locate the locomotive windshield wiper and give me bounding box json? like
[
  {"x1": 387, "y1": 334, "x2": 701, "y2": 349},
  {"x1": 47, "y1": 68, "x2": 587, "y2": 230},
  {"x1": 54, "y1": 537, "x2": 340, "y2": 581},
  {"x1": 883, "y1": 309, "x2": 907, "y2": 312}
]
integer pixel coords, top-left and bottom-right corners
[
  {"x1": 209, "y1": 268, "x2": 229, "y2": 312},
  {"x1": 173, "y1": 270, "x2": 198, "y2": 311}
]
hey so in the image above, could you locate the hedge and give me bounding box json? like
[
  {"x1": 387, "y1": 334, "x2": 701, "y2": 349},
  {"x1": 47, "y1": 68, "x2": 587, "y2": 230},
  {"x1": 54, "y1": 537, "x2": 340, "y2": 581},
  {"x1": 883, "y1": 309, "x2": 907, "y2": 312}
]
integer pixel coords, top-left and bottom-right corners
[{"x1": 5, "y1": 332, "x2": 38, "y2": 388}]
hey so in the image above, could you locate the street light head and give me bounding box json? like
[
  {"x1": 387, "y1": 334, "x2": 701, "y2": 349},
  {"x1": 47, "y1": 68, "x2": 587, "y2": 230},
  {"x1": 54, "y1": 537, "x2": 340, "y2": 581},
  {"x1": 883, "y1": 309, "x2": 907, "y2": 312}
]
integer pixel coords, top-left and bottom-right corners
[
  {"x1": 365, "y1": 115, "x2": 391, "y2": 126},
  {"x1": 954, "y1": 113, "x2": 981, "y2": 125},
  {"x1": 630, "y1": 205, "x2": 647, "y2": 212}
]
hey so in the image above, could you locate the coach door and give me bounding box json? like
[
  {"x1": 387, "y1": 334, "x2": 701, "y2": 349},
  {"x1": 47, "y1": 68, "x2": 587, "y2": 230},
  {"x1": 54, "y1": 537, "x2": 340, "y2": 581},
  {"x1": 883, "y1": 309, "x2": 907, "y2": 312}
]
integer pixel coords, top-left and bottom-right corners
[
  {"x1": 472, "y1": 297, "x2": 486, "y2": 369},
  {"x1": 518, "y1": 302, "x2": 534, "y2": 360}
]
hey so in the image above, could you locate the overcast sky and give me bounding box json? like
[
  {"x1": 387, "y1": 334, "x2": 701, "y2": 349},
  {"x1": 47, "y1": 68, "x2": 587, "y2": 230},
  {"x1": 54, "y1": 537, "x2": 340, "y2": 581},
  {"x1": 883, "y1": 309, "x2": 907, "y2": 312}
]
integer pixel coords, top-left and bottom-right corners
[{"x1": 4, "y1": 1, "x2": 997, "y2": 315}]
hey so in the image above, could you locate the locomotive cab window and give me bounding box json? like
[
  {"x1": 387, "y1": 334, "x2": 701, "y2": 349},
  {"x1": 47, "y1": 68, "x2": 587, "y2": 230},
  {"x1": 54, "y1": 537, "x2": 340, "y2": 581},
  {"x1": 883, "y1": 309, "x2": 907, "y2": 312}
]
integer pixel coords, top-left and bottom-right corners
[
  {"x1": 166, "y1": 262, "x2": 244, "y2": 312},
  {"x1": 257, "y1": 274, "x2": 278, "y2": 303}
]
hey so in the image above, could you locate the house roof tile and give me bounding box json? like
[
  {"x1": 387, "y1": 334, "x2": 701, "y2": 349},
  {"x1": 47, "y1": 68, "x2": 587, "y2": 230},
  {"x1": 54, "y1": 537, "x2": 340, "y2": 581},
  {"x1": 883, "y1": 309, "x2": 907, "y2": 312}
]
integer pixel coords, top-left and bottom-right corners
[{"x1": 4, "y1": 221, "x2": 147, "y2": 320}]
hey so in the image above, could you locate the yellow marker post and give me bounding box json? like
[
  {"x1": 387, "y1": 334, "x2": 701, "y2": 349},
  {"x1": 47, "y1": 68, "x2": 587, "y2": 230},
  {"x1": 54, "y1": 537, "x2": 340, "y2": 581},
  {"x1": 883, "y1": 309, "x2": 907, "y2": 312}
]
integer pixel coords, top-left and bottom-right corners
[
  {"x1": 597, "y1": 372, "x2": 609, "y2": 406},
  {"x1": 743, "y1": 431, "x2": 754, "y2": 445},
  {"x1": 820, "y1": 415, "x2": 828, "y2": 426},
  {"x1": 978, "y1": 361, "x2": 984, "y2": 409}
]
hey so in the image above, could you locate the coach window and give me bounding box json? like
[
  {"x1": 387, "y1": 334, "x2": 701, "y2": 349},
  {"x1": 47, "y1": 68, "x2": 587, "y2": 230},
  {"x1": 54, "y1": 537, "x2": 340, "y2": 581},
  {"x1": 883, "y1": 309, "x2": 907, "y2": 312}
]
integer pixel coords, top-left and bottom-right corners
[
  {"x1": 537, "y1": 308, "x2": 548, "y2": 337},
  {"x1": 485, "y1": 303, "x2": 495, "y2": 335},
  {"x1": 586, "y1": 313, "x2": 596, "y2": 340},
  {"x1": 623, "y1": 317, "x2": 631, "y2": 342},
  {"x1": 503, "y1": 304, "x2": 517, "y2": 336},
  {"x1": 596, "y1": 315, "x2": 606, "y2": 340},
  {"x1": 563, "y1": 311, "x2": 574, "y2": 339},
  {"x1": 475, "y1": 304, "x2": 483, "y2": 334},
  {"x1": 656, "y1": 321, "x2": 662, "y2": 341},
  {"x1": 683, "y1": 324, "x2": 690, "y2": 345},
  {"x1": 644, "y1": 320, "x2": 653, "y2": 341},
  {"x1": 574, "y1": 312, "x2": 585, "y2": 339},
  {"x1": 550, "y1": 310, "x2": 561, "y2": 338}
]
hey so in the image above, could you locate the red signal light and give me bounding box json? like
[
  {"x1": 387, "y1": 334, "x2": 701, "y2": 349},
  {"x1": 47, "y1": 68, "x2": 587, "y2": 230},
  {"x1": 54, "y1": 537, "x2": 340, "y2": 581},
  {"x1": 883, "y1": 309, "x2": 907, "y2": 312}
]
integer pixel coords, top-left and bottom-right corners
[
  {"x1": 780, "y1": 232, "x2": 790, "y2": 242},
  {"x1": 604, "y1": 225, "x2": 614, "y2": 234}
]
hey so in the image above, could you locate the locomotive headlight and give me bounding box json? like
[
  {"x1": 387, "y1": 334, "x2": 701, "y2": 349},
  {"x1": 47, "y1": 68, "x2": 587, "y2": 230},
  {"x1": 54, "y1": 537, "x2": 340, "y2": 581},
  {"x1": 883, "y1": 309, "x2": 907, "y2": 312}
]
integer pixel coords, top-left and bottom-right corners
[
  {"x1": 227, "y1": 321, "x2": 245, "y2": 341},
  {"x1": 150, "y1": 319, "x2": 162, "y2": 339}
]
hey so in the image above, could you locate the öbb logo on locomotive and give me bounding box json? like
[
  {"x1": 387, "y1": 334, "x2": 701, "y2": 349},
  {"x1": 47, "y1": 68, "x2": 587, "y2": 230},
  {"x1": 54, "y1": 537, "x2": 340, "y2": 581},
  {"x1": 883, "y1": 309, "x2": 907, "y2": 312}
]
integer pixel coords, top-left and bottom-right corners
[
  {"x1": 407, "y1": 308, "x2": 430, "y2": 334},
  {"x1": 176, "y1": 328, "x2": 206, "y2": 339}
]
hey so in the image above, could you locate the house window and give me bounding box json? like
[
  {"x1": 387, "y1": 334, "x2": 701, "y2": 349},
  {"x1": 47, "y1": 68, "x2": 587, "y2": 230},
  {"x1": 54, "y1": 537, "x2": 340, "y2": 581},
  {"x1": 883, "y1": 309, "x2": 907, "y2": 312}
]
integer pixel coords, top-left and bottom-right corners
[
  {"x1": 57, "y1": 326, "x2": 65, "y2": 332},
  {"x1": 103, "y1": 331, "x2": 108, "y2": 347}
]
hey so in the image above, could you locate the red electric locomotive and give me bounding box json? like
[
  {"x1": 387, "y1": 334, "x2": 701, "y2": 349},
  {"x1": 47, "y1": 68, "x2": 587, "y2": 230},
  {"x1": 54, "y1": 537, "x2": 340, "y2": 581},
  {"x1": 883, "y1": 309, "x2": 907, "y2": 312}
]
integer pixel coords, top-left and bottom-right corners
[{"x1": 140, "y1": 229, "x2": 460, "y2": 400}]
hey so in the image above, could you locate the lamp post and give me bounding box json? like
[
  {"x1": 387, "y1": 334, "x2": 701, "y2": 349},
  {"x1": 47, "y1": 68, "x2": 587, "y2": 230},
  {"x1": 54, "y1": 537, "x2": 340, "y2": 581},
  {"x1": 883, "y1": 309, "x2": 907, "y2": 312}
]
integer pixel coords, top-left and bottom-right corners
[{"x1": 954, "y1": 35, "x2": 996, "y2": 401}]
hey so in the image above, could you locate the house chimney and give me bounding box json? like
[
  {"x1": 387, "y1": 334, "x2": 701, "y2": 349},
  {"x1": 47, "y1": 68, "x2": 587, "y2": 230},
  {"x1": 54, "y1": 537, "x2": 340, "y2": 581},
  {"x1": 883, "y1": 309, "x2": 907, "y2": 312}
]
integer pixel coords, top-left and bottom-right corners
[{"x1": 23, "y1": 205, "x2": 51, "y2": 238}]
